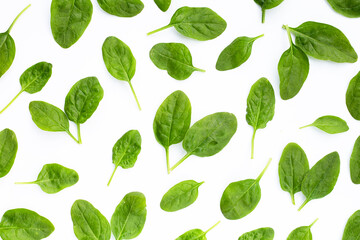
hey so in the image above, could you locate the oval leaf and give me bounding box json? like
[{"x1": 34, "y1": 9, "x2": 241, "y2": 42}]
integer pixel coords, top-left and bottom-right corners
[
  {"x1": 0, "y1": 129, "x2": 18, "y2": 178},
  {"x1": 97, "y1": 0, "x2": 144, "y2": 17},
  {"x1": 238, "y1": 227, "x2": 274, "y2": 240},
  {"x1": 346, "y1": 71, "x2": 360, "y2": 120},
  {"x1": 287, "y1": 220, "x2": 317, "y2": 240},
  {"x1": 176, "y1": 222, "x2": 220, "y2": 240},
  {"x1": 350, "y1": 136, "x2": 360, "y2": 184},
  {"x1": 300, "y1": 115, "x2": 349, "y2": 134},
  {"x1": 327, "y1": 0, "x2": 360, "y2": 18},
  {"x1": 342, "y1": 210, "x2": 360, "y2": 240},
  {"x1": 20, "y1": 62, "x2": 53, "y2": 94},
  {"x1": 154, "y1": 0, "x2": 171, "y2": 12}
]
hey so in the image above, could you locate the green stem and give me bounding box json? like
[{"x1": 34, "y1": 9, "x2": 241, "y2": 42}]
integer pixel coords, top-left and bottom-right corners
[
  {"x1": 284, "y1": 25, "x2": 293, "y2": 47},
  {"x1": 7, "y1": 4, "x2": 31, "y2": 33},
  {"x1": 205, "y1": 221, "x2": 221, "y2": 234},
  {"x1": 298, "y1": 198, "x2": 309, "y2": 211},
  {"x1": 0, "y1": 90, "x2": 23, "y2": 114},
  {"x1": 165, "y1": 147, "x2": 170, "y2": 174},
  {"x1": 107, "y1": 166, "x2": 118, "y2": 186},
  {"x1": 76, "y1": 123, "x2": 82, "y2": 144},
  {"x1": 261, "y1": 8, "x2": 266, "y2": 23},
  {"x1": 147, "y1": 24, "x2": 172, "y2": 36},
  {"x1": 254, "y1": 34, "x2": 265, "y2": 41},
  {"x1": 256, "y1": 158, "x2": 272, "y2": 182},
  {"x1": 251, "y1": 129, "x2": 256, "y2": 159},
  {"x1": 66, "y1": 130, "x2": 80, "y2": 144},
  {"x1": 169, "y1": 152, "x2": 192, "y2": 172},
  {"x1": 15, "y1": 181, "x2": 36, "y2": 184},
  {"x1": 309, "y1": 218, "x2": 319, "y2": 228},
  {"x1": 291, "y1": 193, "x2": 295, "y2": 205},
  {"x1": 299, "y1": 124, "x2": 312, "y2": 129},
  {"x1": 128, "y1": 82, "x2": 141, "y2": 111},
  {"x1": 194, "y1": 67, "x2": 206, "y2": 73}
]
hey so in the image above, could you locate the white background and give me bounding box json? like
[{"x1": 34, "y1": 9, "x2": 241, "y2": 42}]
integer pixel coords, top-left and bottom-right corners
[{"x1": 0, "y1": 0, "x2": 360, "y2": 239}]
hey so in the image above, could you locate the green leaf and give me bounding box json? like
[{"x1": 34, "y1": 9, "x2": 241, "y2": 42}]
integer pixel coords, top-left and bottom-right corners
[
  {"x1": 220, "y1": 158, "x2": 272, "y2": 220},
  {"x1": 342, "y1": 210, "x2": 360, "y2": 240},
  {"x1": 246, "y1": 77, "x2": 275, "y2": 159},
  {"x1": 287, "y1": 219, "x2": 318, "y2": 240},
  {"x1": 154, "y1": 0, "x2": 171, "y2": 12},
  {"x1": 253, "y1": 0, "x2": 284, "y2": 23},
  {"x1": 111, "y1": 192, "x2": 147, "y2": 240},
  {"x1": 51, "y1": 0, "x2": 93, "y2": 48},
  {"x1": 238, "y1": 227, "x2": 274, "y2": 240},
  {"x1": 350, "y1": 136, "x2": 360, "y2": 184},
  {"x1": 102, "y1": 36, "x2": 141, "y2": 110},
  {"x1": 346, "y1": 71, "x2": 360, "y2": 120},
  {"x1": 0, "y1": 129, "x2": 18, "y2": 178},
  {"x1": 288, "y1": 21, "x2": 358, "y2": 63},
  {"x1": 108, "y1": 130, "x2": 141, "y2": 186},
  {"x1": 279, "y1": 143, "x2": 309, "y2": 205},
  {"x1": 150, "y1": 43, "x2": 205, "y2": 80},
  {"x1": 148, "y1": 7, "x2": 227, "y2": 41},
  {"x1": 176, "y1": 222, "x2": 220, "y2": 240},
  {"x1": 0, "y1": 208, "x2": 54, "y2": 240},
  {"x1": 216, "y1": 35, "x2": 263, "y2": 71},
  {"x1": 300, "y1": 115, "x2": 349, "y2": 134},
  {"x1": 153, "y1": 90, "x2": 191, "y2": 173},
  {"x1": 299, "y1": 152, "x2": 340, "y2": 211},
  {"x1": 160, "y1": 180, "x2": 203, "y2": 212},
  {"x1": 16, "y1": 163, "x2": 79, "y2": 194},
  {"x1": 97, "y1": 0, "x2": 144, "y2": 17},
  {"x1": 327, "y1": 0, "x2": 360, "y2": 18},
  {"x1": 71, "y1": 200, "x2": 111, "y2": 240}
]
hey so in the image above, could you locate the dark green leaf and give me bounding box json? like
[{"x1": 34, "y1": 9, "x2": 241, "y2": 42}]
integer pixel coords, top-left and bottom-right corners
[
  {"x1": 154, "y1": 0, "x2": 171, "y2": 12},
  {"x1": 254, "y1": 0, "x2": 284, "y2": 23},
  {"x1": 287, "y1": 219, "x2": 317, "y2": 240},
  {"x1": 327, "y1": 0, "x2": 360, "y2": 18},
  {"x1": 176, "y1": 222, "x2": 220, "y2": 240},
  {"x1": 238, "y1": 227, "x2": 274, "y2": 240},
  {"x1": 350, "y1": 136, "x2": 360, "y2": 184},
  {"x1": 346, "y1": 71, "x2": 360, "y2": 120},
  {"x1": 97, "y1": 0, "x2": 144, "y2": 17},
  {"x1": 0, "y1": 129, "x2": 17, "y2": 178},
  {"x1": 300, "y1": 115, "x2": 349, "y2": 134},
  {"x1": 342, "y1": 210, "x2": 360, "y2": 240}
]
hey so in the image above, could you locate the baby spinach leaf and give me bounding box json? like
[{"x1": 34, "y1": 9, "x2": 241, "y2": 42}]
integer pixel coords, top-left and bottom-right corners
[
  {"x1": 150, "y1": 43, "x2": 205, "y2": 80},
  {"x1": 216, "y1": 35, "x2": 263, "y2": 71},
  {"x1": 153, "y1": 90, "x2": 191, "y2": 173},
  {"x1": 0, "y1": 62, "x2": 53, "y2": 114},
  {"x1": 170, "y1": 112, "x2": 237, "y2": 172},
  {"x1": 0, "y1": 4, "x2": 30, "y2": 78},
  {"x1": 220, "y1": 158, "x2": 272, "y2": 220},
  {"x1": 350, "y1": 136, "x2": 360, "y2": 184},
  {"x1": 299, "y1": 152, "x2": 340, "y2": 211},
  {"x1": 102, "y1": 36, "x2": 141, "y2": 110},
  {"x1": 108, "y1": 130, "x2": 141, "y2": 186},
  {"x1": 97, "y1": 0, "x2": 144, "y2": 17},
  {"x1": 147, "y1": 7, "x2": 227, "y2": 41},
  {"x1": 246, "y1": 77, "x2": 275, "y2": 159},
  {"x1": 51, "y1": 0, "x2": 93, "y2": 48},
  {"x1": 29, "y1": 101, "x2": 79, "y2": 143},
  {"x1": 342, "y1": 210, "x2": 360, "y2": 240},
  {"x1": 287, "y1": 219, "x2": 318, "y2": 240},
  {"x1": 279, "y1": 143, "x2": 309, "y2": 205},
  {"x1": 238, "y1": 227, "x2": 274, "y2": 240},
  {"x1": 65, "y1": 77, "x2": 104, "y2": 143},
  {"x1": 0, "y1": 129, "x2": 18, "y2": 178},
  {"x1": 16, "y1": 163, "x2": 79, "y2": 194},
  {"x1": 176, "y1": 222, "x2": 220, "y2": 240},
  {"x1": 327, "y1": 0, "x2": 360, "y2": 18},
  {"x1": 160, "y1": 180, "x2": 204, "y2": 212},
  {"x1": 346, "y1": 71, "x2": 360, "y2": 120},
  {"x1": 111, "y1": 192, "x2": 146, "y2": 240},
  {"x1": 287, "y1": 21, "x2": 358, "y2": 63},
  {"x1": 278, "y1": 25, "x2": 309, "y2": 100},
  {"x1": 0, "y1": 208, "x2": 54, "y2": 240},
  {"x1": 254, "y1": 0, "x2": 284, "y2": 23},
  {"x1": 71, "y1": 199, "x2": 111, "y2": 240},
  {"x1": 154, "y1": 0, "x2": 171, "y2": 12},
  {"x1": 300, "y1": 115, "x2": 349, "y2": 134}
]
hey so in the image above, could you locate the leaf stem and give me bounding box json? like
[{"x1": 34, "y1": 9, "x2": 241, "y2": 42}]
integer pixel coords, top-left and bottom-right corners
[
  {"x1": 169, "y1": 152, "x2": 192, "y2": 172},
  {"x1": 298, "y1": 198, "x2": 309, "y2": 211},
  {"x1": 291, "y1": 193, "x2": 295, "y2": 205},
  {"x1": 256, "y1": 158, "x2": 272, "y2": 182},
  {"x1": 194, "y1": 67, "x2": 206, "y2": 73},
  {"x1": 0, "y1": 90, "x2": 23, "y2": 114},
  {"x1": 284, "y1": 25, "x2": 293, "y2": 47},
  {"x1": 165, "y1": 147, "x2": 170, "y2": 174},
  {"x1": 147, "y1": 24, "x2": 172, "y2": 36},
  {"x1": 261, "y1": 8, "x2": 266, "y2": 23},
  {"x1": 7, "y1": 4, "x2": 31, "y2": 33},
  {"x1": 299, "y1": 124, "x2": 312, "y2": 129},
  {"x1": 128, "y1": 82, "x2": 141, "y2": 110},
  {"x1": 254, "y1": 34, "x2": 265, "y2": 40},
  {"x1": 251, "y1": 129, "x2": 256, "y2": 159},
  {"x1": 205, "y1": 221, "x2": 220, "y2": 234},
  {"x1": 66, "y1": 130, "x2": 80, "y2": 144},
  {"x1": 309, "y1": 218, "x2": 319, "y2": 228},
  {"x1": 76, "y1": 123, "x2": 82, "y2": 144},
  {"x1": 15, "y1": 181, "x2": 36, "y2": 184},
  {"x1": 107, "y1": 166, "x2": 118, "y2": 186}
]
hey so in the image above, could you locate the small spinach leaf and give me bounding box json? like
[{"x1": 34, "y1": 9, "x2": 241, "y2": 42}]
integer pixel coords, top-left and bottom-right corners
[
  {"x1": 51, "y1": 0, "x2": 93, "y2": 48},
  {"x1": 216, "y1": 35, "x2": 263, "y2": 71},
  {"x1": 97, "y1": 0, "x2": 144, "y2": 17},
  {"x1": 108, "y1": 130, "x2": 141, "y2": 186},
  {"x1": 0, "y1": 129, "x2": 18, "y2": 178},
  {"x1": 176, "y1": 222, "x2": 220, "y2": 240},
  {"x1": 346, "y1": 71, "x2": 360, "y2": 120},
  {"x1": 154, "y1": 0, "x2": 171, "y2": 12},
  {"x1": 327, "y1": 0, "x2": 360, "y2": 18},
  {"x1": 350, "y1": 136, "x2": 360, "y2": 184},
  {"x1": 150, "y1": 43, "x2": 205, "y2": 80},
  {"x1": 254, "y1": 0, "x2": 284, "y2": 23},
  {"x1": 287, "y1": 219, "x2": 318, "y2": 240},
  {"x1": 342, "y1": 210, "x2": 360, "y2": 240},
  {"x1": 147, "y1": 7, "x2": 227, "y2": 41},
  {"x1": 111, "y1": 192, "x2": 146, "y2": 240},
  {"x1": 300, "y1": 115, "x2": 349, "y2": 134},
  {"x1": 238, "y1": 227, "x2": 274, "y2": 240}
]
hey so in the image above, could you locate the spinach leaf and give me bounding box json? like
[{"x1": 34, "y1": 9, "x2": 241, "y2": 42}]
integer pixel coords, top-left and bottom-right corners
[
  {"x1": 287, "y1": 21, "x2": 358, "y2": 63},
  {"x1": 150, "y1": 43, "x2": 205, "y2": 80},
  {"x1": 287, "y1": 219, "x2": 318, "y2": 240},
  {"x1": 350, "y1": 136, "x2": 360, "y2": 184},
  {"x1": 29, "y1": 101, "x2": 79, "y2": 143},
  {"x1": 220, "y1": 158, "x2": 272, "y2": 220},
  {"x1": 246, "y1": 78, "x2": 275, "y2": 159},
  {"x1": 154, "y1": 0, "x2": 171, "y2": 12},
  {"x1": 147, "y1": 7, "x2": 227, "y2": 41},
  {"x1": 71, "y1": 199, "x2": 111, "y2": 240},
  {"x1": 299, "y1": 152, "x2": 340, "y2": 211},
  {"x1": 327, "y1": 0, "x2": 360, "y2": 18},
  {"x1": 0, "y1": 62, "x2": 53, "y2": 114},
  {"x1": 238, "y1": 227, "x2": 274, "y2": 240},
  {"x1": 111, "y1": 192, "x2": 146, "y2": 240},
  {"x1": 0, "y1": 129, "x2": 18, "y2": 178},
  {"x1": 254, "y1": 0, "x2": 284, "y2": 23},
  {"x1": 0, "y1": 4, "x2": 30, "y2": 78},
  {"x1": 170, "y1": 112, "x2": 237, "y2": 172},
  {"x1": 346, "y1": 71, "x2": 360, "y2": 120},
  {"x1": 16, "y1": 163, "x2": 79, "y2": 194},
  {"x1": 102, "y1": 36, "x2": 141, "y2": 110},
  {"x1": 0, "y1": 208, "x2": 54, "y2": 240},
  {"x1": 108, "y1": 130, "x2": 141, "y2": 186},
  {"x1": 153, "y1": 90, "x2": 191, "y2": 173},
  {"x1": 176, "y1": 221, "x2": 220, "y2": 240},
  {"x1": 342, "y1": 210, "x2": 360, "y2": 240},
  {"x1": 279, "y1": 143, "x2": 309, "y2": 205},
  {"x1": 97, "y1": 0, "x2": 144, "y2": 17},
  {"x1": 300, "y1": 115, "x2": 349, "y2": 134},
  {"x1": 160, "y1": 180, "x2": 204, "y2": 212},
  {"x1": 65, "y1": 77, "x2": 104, "y2": 143},
  {"x1": 278, "y1": 25, "x2": 309, "y2": 100},
  {"x1": 51, "y1": 0, "x2": 93, "y2": 48},
  {"x1": 216, "y1": 35, "x2": 263, "y2": 71}
]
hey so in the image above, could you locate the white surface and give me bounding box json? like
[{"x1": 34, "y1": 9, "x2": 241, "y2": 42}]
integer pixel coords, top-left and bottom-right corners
[{"x1": 0, "y1": 0, "x2": 359, "y2": 239}]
